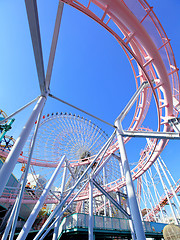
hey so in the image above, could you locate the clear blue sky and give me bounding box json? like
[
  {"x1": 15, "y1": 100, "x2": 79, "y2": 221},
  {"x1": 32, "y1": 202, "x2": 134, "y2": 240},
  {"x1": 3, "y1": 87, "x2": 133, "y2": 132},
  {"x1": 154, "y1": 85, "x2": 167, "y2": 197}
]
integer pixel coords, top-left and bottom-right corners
[{"x1": 0, "y1": 0, "x2": 180, "y2": 180}]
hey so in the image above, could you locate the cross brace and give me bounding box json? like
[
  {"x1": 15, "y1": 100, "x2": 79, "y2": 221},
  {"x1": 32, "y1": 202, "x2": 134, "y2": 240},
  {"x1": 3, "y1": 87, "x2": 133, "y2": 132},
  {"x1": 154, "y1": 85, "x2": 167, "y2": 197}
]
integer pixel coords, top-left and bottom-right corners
[{"x1": 92, "y1": 179, "x2": 131, "y2": 219}]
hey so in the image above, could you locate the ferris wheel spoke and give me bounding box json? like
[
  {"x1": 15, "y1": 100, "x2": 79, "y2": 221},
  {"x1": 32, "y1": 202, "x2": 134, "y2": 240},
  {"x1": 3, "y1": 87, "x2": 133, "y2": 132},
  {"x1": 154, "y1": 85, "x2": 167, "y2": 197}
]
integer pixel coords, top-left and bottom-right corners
[{"x1": 88, "y1": 130, "x2": 108, "y2": 152}]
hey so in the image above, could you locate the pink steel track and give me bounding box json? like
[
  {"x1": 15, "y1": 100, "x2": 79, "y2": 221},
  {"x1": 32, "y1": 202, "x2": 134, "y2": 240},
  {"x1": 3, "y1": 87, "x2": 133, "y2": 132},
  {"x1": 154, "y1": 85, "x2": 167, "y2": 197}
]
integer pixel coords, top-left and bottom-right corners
[
  {"x1": 59, "y1": 0, "x2": 180, "y2": 189},
  {"x1": 0, "y1": 0, "x2": 179, "y2": 204}
]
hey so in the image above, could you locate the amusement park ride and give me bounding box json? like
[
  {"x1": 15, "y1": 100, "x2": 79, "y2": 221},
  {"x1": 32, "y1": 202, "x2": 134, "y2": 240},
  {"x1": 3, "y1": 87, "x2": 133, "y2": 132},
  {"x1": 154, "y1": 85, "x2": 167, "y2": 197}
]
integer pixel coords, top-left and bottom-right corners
[{"x1": 0, "y1": 0, "x2": 180, "y2": 239}]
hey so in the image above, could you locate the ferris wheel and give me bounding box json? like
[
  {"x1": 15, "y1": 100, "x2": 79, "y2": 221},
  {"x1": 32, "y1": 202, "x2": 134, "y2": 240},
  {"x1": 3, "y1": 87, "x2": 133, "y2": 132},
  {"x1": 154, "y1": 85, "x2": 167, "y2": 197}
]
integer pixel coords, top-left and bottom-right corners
[
  {"x1": 23, "y1": 113, "x2": 121, "y2": 205},
  {"x1": 26, "y1": 112, "x2": 109, "y2": 164}
]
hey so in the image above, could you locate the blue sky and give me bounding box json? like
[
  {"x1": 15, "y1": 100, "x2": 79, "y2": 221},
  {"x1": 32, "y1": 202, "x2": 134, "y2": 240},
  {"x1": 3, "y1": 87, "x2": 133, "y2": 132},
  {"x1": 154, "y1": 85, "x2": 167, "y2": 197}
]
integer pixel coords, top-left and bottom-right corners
[{"x1": 0, "y1": 0, "x2": 180, "y2": 180}]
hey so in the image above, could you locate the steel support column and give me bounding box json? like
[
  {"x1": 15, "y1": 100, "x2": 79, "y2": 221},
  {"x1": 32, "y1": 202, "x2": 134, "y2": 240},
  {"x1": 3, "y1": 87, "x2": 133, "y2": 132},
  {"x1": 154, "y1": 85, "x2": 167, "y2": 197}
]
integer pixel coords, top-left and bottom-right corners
[
  {"x1": 93, "y1": 180, "x2": 130, "y2": 218},
  {"x1": 37, "y1": 181, "x2": 88, "y2": 240},
  {"x1": 2, "y1": 106, "x2": 43, "y2": 240},
  {"x1": 116, "y1": 154, "x2": 136, "y2": 239},
  {"x1": 115, "y1": 124, "x2": 146, "y2": 240},
  {"x1": 0, "y1": 96, "x2": 40, "y2": 125},
  {"x1": 17, "y1": 155, "x2": 66, "y2": 240},
  {"x1": 103, "y1": 167, "x2": 107, "y2": 216},
  {"x1": 53, "y1": 160, "x2": 67, "y2": 240},
  {"x1": 0, "y1": 95, "x2": 46, "y2": 196},
  {"x1": 89, "y1": 179, "x2": 94, "y2": 240}
]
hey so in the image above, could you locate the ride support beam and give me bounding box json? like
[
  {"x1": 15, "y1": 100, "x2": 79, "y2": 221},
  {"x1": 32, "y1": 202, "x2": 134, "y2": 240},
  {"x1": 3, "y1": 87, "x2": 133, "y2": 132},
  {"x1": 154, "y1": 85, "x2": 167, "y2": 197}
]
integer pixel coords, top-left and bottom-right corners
[
  {"x1": 36, "y1": 181, "x2": 88, "y2": 240},
  {"x1": 25, "y1": 0, "x2": 46, "y2": 95},
  {"x1": 115, "y1": 148, "x2": 136, "y2": 240},
  {"x1": 115, "y1": 124, "x2": 146, "y2": 240},
  {"x1": 113, "y1": 77, "x2": 151, "y2": 239},
  {"x1": 122, "y1": 130, "x2": 180, "y2": 139},
  {"x1": 115, "y1": 81, "x2": 148, "y2": 124},
  {"x1": 45, "y1": 1, "x2": 64, "y2": 91},
  {"x1": 0, "y1": 96, "x2": 40, "y2": 125},
  {"x1": 92, "y1": 179, "x2": 130, "y2": 218},
  {"x1": 53, "y1": 160, "x2": 67, "y2": 240},
  {"x1": 89, "y1": 179, "x2": 95, "y2": 240},
  {"x1": 2, "y1": 106, "x2": 44, "y2": 240},
  {"x1": 17, "y1": 155, "x2": 66, "y2": 240},
  {"x1": 0, "y1": 95, "x2": 46, "y2": 196},
  {"x1": 103, "y1": 167, "x2": 107, "y2": 216}
]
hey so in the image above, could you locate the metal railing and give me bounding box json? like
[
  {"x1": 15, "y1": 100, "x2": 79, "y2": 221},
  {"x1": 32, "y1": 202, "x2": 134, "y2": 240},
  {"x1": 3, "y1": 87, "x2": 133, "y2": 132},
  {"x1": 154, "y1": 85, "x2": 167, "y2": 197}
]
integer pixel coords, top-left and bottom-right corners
[{"x1": 59, "y1": 213, "x2": 166, "y2": 234}]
